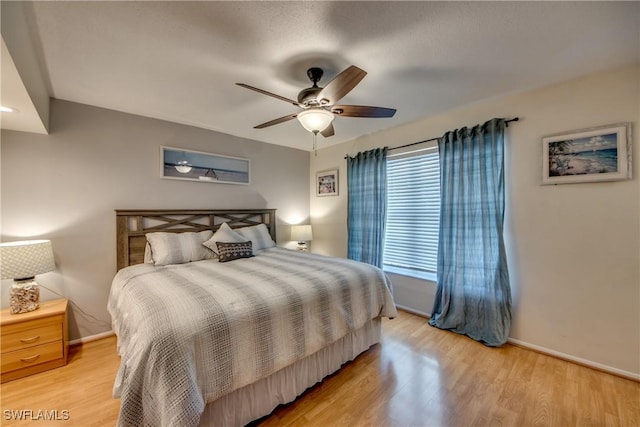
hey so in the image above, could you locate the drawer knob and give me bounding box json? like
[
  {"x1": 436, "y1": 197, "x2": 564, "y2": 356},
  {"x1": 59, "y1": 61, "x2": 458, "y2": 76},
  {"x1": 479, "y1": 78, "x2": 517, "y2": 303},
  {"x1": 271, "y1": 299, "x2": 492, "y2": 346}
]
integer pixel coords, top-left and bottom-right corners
[
  {"x1": 20, "y1": 354, "x2": 41, "y2": 363},
  {"x1": 19, "y1": 335, "x2": 41, "y2": 344}
]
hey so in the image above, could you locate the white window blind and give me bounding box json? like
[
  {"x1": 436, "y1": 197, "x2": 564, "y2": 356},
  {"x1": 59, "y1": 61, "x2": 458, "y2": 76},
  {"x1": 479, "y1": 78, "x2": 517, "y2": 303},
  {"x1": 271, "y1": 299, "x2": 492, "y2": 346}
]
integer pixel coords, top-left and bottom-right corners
[{"x1": 384, "y1": 148, "x2": 440, "y2": 277}]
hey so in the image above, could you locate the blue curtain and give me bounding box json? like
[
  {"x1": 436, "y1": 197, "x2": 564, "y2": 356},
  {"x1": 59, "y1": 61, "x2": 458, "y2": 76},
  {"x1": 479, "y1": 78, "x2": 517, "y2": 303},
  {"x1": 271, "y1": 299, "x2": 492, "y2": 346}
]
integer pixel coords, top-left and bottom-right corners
[
  {"x1": 347, "y1": 147, "x2": 388, "y2": 268},
  {"x1": 429, "y1": 118, "x2": 512, "y2": 346}
]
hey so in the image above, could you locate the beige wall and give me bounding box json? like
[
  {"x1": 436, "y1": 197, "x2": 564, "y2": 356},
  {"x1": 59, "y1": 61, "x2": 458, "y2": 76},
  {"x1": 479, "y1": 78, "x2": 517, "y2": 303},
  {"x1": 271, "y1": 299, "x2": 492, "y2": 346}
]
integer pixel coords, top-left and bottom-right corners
[
  {"x1": 310, "y1": 63, "x2": 640, "y2": 376},
  {"x1": 1, "y1": 99, "x2": 310, "y2": 340}
]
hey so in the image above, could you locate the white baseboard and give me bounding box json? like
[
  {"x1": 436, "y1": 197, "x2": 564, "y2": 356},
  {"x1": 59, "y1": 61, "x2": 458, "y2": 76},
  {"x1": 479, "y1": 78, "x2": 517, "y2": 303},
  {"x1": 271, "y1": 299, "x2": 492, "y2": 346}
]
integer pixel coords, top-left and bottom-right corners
[
  {"x1": 69, "y1": 330, "x2": 115, "y2": 347},
  {"x1": 395, "y1": 304, "x2": 431, "y2": 318},
  {"x1": 507, "y1": 337, "x2": 639, "y2": 382}
]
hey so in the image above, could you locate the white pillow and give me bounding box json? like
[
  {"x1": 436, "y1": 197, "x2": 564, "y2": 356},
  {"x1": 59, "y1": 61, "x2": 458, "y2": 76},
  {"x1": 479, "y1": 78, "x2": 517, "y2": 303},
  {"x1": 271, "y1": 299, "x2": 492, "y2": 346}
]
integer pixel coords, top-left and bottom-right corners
[
  {"x1": 202, "y1": 222, "x2": 246, "y2": 255},
  {"x1": 144, "y1": 242, "x2": 154, "y2": 264},
  {"x1": 235, "y1": 223, "x2": 276, "y2": 253},
  {"x1": 146, "y1": 230, "x2": 215, "y2": 266}
]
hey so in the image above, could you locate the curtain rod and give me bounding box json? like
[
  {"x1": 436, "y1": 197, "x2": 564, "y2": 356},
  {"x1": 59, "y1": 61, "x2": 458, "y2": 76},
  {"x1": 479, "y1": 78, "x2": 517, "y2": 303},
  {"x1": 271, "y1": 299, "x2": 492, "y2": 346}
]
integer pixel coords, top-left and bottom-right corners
[{"x1": 344, "y1": 117, "x2": 519, "y2": 159}]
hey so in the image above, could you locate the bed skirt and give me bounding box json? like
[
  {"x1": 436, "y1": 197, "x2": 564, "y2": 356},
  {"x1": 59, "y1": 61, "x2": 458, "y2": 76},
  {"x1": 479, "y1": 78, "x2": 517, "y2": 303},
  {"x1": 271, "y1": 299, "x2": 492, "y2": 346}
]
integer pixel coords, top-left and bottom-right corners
[{"x1": 198, "y1": 317, "x2": 382, "y2": 427}]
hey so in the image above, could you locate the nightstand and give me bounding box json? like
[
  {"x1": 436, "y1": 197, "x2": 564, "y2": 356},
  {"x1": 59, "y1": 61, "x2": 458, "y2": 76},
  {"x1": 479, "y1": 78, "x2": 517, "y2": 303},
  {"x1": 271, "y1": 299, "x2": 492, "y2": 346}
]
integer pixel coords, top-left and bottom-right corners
[{"x1": 1, "y1": 298, "x2": 68, "y2": 383}]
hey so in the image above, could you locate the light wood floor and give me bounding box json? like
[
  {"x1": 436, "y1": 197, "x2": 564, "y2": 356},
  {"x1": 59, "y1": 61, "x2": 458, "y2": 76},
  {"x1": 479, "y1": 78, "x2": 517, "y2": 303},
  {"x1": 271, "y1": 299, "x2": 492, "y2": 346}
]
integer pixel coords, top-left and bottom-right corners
[{"x1": 1, "y1": 310, "x2": 638, "y2": 426}]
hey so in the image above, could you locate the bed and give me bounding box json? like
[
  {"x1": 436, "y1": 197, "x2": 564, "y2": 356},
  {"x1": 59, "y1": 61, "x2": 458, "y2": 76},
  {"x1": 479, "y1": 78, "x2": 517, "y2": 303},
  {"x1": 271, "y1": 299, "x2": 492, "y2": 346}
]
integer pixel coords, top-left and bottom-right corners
[{"x1": 108, "y1": 209, "x2": 397, "y2": 427}]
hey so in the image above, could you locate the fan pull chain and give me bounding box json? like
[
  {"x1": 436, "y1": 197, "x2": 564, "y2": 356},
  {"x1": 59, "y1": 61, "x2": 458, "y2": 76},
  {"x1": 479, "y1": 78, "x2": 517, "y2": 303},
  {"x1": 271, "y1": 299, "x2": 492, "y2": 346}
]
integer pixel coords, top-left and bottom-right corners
[{"x1": 313, "y1": 131, "x2": 318, "y2": 156}]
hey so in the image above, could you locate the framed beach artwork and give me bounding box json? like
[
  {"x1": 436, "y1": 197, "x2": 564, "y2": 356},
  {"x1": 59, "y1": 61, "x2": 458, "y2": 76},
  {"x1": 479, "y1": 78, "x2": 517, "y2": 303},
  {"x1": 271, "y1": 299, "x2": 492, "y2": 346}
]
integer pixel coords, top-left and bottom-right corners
[
  {"x1": 161, "y1": 146, "x2": 250, "y2": 184},
  {"x1": 542, "y1": 123, "x2": 631, "y2": 185},
  {"x1": 316, "y1": 168, "x2": 339, "y2": 196}
]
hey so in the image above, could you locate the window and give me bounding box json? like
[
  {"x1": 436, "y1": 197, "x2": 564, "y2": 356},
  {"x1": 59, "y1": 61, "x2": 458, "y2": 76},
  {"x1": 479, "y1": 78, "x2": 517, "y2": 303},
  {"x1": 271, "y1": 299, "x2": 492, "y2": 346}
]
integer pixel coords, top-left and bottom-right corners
[{"x1": 383, "y1": 147, "x2": 440, "y2": 280}]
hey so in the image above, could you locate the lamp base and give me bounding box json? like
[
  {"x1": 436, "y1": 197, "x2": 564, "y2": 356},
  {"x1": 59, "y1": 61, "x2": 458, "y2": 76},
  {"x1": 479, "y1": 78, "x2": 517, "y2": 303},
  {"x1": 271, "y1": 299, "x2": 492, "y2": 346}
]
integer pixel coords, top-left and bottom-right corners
[
  {"x1": 10, "y1": 280, "x2": 40, "y2": 314},
  {"x1": 296, "y1": 242, "x2": 309, "y2": 252}
]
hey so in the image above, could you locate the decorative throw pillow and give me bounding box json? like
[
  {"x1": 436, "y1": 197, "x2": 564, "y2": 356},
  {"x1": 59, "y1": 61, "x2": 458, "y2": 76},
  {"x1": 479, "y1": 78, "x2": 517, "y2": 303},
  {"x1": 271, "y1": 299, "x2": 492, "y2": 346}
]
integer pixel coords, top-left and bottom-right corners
[
  {"x1": 216, "y1": 241, "x2": 254, "y2": 263},
  {"x1": 146, "y1": 230, "x2": 215, "y2": 266},
  {"x1": 235, "y1": 223, "x2": 276, "y2": 253},
  {"x1": 202, "y1": 223, "x2": 246, "y2": 255}
]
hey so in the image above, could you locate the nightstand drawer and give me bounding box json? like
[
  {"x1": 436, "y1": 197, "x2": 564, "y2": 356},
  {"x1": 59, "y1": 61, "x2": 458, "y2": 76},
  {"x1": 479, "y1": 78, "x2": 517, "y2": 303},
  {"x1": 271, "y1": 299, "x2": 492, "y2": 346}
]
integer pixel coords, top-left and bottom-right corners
[
  {"x1": 1, "y1": 341, "x2": 63, "y2": 374},
  {"x1": 1, "y1": 322, "x2": 63, "y2": 353},
  {"x1": 1, "y1": 315, "x2": 62, "y2": 336}
]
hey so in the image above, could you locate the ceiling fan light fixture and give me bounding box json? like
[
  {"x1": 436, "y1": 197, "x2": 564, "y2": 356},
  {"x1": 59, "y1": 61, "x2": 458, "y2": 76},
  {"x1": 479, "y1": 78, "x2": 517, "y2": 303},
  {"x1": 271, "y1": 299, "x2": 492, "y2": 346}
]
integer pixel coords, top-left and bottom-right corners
[
  {"x1": 297, "y1": 109, "x2": 334, "y2": 133},
  {"x1": 238, "y1": 65, "x2": 393, "y2": 138}
]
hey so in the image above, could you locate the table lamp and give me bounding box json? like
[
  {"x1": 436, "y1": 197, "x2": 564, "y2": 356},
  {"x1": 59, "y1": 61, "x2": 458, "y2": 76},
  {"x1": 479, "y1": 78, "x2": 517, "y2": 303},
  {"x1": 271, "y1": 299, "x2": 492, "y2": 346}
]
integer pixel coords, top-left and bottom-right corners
[
  {"x1": 291, "y1": 225, "x2": 313, "y2": 252},
  {"x1": 0, "y1": 240, "x2": 56, "y2": 314}
]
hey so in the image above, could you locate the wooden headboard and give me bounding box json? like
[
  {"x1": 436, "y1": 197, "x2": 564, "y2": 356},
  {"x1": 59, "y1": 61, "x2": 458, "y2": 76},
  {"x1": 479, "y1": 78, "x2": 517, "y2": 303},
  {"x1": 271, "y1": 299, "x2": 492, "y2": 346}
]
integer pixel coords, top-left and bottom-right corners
[{"x1": 115, "y1": 209, "x2": 277, "y2": 270}]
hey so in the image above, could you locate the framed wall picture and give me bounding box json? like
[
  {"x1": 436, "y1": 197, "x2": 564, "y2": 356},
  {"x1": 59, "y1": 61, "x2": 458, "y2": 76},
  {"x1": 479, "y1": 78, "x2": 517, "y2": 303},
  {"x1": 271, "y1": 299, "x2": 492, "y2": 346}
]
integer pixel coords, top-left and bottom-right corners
[
  {"x1": 542, "y1": 123, "x2": 631, "y2": 185},
  {"x1": 316, "y1": 168, "x2": 338, "y2": 196},
  {"x1": 161, "y1": 146, "x2": 250, "y2": 185}
]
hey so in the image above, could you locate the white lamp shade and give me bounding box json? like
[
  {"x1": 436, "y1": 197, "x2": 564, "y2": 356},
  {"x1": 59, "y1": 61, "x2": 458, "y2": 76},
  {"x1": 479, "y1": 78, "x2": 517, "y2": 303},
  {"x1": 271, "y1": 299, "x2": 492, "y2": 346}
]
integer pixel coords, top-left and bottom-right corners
[
  {"x1": 0, "y1": 240, "x2": 56, "y2": 280},
  {"x1": 297, "y1": 109, "x2": 334, "y2": 133},
  {"x1": 291, "y1": 225, "x2": 313, "y2": 242}
]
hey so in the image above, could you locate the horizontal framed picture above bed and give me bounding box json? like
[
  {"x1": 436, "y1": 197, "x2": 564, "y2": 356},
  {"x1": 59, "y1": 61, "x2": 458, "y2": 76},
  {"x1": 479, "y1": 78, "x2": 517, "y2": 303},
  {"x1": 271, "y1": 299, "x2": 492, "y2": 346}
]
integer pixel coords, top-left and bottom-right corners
[
  {"x1": 542, "y1": 123, "x2": 631, "y2": 185},
  {"x1": 161, "y1": 146, "x2": 250, "y2": 185}
]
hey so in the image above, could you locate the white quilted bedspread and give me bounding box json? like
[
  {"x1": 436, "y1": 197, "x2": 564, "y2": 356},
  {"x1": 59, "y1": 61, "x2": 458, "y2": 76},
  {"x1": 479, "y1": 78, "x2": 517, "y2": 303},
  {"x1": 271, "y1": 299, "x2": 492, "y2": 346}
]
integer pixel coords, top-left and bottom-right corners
[{"x1": 108, "y1": 248, "x2": 397, "y2": 427}]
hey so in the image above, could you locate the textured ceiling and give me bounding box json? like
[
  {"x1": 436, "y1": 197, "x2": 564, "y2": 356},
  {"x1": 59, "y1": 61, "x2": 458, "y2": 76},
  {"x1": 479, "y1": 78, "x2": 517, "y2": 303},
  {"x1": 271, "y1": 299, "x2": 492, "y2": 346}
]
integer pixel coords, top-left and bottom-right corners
[{"x1": 3, "y1": 1, "x2": 640, "y2": 150}]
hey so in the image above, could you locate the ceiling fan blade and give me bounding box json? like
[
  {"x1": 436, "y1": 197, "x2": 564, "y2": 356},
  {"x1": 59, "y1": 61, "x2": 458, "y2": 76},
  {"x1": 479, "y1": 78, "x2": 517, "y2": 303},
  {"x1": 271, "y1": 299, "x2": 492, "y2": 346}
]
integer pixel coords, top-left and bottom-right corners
[
  {"x1": 316, "y1": 66, "x2": 367, "y2": 105},
  {"x1": 331, "y1": 105, "x2": 396, "y2": 118},
  {"x1": 254, "y1": 113, "x2": 298, "y2": 129},
  {"x1": 320, "y1": 123, "x2": 335, "y2": 138},
  {"x1": 236, "y1": 83, "x2": 300, "y2": 106}
]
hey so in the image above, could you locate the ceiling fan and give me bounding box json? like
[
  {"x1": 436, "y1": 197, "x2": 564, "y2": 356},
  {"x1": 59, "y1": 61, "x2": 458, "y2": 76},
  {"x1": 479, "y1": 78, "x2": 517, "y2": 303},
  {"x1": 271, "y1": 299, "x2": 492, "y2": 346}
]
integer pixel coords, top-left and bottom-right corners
[{"x1": 236, "y1": 65, "x2": 396, "y2": 138}]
